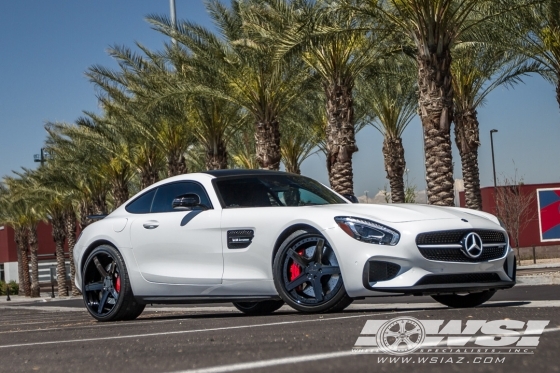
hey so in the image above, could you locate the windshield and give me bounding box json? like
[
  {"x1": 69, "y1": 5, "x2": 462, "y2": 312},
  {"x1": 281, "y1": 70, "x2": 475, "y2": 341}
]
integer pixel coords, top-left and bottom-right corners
[{"x1": 214, "y1": 174, "x2": 347, "y2": 208}]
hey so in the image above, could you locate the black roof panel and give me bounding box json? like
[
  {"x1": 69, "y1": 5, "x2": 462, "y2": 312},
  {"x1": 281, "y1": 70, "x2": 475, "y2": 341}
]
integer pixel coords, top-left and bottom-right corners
[{"x1": 203, "y1": 169, "x2": 290, "y2": 178}]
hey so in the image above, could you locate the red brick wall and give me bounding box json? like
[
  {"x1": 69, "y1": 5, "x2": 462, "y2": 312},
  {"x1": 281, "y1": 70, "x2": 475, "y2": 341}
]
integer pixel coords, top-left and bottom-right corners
[
  {"x1": 0, "y1": 222, "x2": 70, "y2": 263},
  {"x1": 460, "y1": 182, "x2": 560, "y2": 248}
]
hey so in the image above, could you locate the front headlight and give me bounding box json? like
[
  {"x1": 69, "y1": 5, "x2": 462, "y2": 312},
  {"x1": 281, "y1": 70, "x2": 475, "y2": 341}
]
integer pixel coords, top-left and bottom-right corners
[{"x1": 334, "y1": 216, "x2": 400, "y2": 245}]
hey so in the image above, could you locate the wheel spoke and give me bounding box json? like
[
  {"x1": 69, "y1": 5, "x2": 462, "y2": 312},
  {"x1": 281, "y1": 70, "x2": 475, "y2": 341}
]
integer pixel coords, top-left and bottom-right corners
[
  {"x1": 93, "y1": 256, "x2": 108, "y2": 277},
  {"x1": 398, "y1": 320, "x2": 407, "y2": 333},
  {"x1": 98, "y1": 290, "x2": 110, "y2": 314},
  {"x1": 288, "y1": 249, "x2": 309, "y2": 267},
  {"x1": 314, "y1": 239, "x2": 325, "y2": 264},
  {"x1": 402, "y1": 336, "x2": 415, "y2": 349},
  {"x1": 311, "y1": 278, "x2": 324, "y2": 302},
  {"x1": 85, "y1": 282, "x2": 104, "y2": 292},
  {"x1": 111, "y1": 289, "x2": 119, "y2": 300},
  {"x1": 406, "y1": 327, "x2": 421, "y2": 337},
  {"x1": 286, "y1": 273, "x2": 308, "y2": 291},
  {"x1": 320, "y1": 265, "x2": 340, "y2": 276},
  {"x1": 109, "y1": 262, "x2": 116, "y2": 276},
  {"x1": 385, "y1": 330, "x2": 401, "y2": 338}
]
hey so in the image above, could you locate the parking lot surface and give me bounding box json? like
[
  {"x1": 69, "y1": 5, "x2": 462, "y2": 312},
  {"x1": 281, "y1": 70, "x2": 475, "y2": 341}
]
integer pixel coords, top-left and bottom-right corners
[{"x1": 1, "y1": 285, "x2": 559, "y2": 373}]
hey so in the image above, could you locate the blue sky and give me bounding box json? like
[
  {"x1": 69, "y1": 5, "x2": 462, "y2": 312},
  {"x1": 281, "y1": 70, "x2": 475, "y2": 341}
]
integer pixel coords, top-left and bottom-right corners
[{"x1": 1, "y1": 1, "x2": 559, "y2": 200}]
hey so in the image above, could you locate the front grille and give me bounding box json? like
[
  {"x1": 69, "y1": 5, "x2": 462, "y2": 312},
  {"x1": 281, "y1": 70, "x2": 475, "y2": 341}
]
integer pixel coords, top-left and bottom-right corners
[
  {"x1": 416, "y1": 230, "x2": 506, "y2": 245},
  {"x1": 416, "y1": 229, "x2": 507, "y2": 263},
  {"x1": 419, "y1": 246, "x2": 506, "y2": 262},
  {"x1": 368, "y1": 261, "x2": 401, "y2": 282},
  {"x1": 415, "y1": 273, "x2": 501, "y2": 286}
]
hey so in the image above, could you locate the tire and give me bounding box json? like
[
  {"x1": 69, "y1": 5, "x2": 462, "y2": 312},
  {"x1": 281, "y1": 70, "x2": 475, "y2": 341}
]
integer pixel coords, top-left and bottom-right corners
[
  {"x1": 232, "y1": 300, "x2": 284, "y2": 315},
  {"x1": 273, "y1": 230, "x2": 353, "y2": 313},
  {"x1": 431, "y1": 290, "x2": 496, "y2": 308},
  {"x1": 82, "y1": 244, "x2": 144, "y2": 322}
]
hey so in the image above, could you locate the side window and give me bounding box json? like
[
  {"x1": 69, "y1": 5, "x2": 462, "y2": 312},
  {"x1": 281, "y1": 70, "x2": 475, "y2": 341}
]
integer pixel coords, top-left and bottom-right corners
[
  {"x1": 151, "y1": 182, "x2": 212, "y2": 213},
  {"x1": 125, "y1": 188, "x2": 156, "y2": 214}
]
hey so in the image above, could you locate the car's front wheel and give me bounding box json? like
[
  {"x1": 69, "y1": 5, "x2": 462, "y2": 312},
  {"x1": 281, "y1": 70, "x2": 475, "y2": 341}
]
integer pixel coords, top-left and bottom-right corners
[
  {"x1": 431, "y1": 290, "x2": 496, "y2": 308},
  {"x1": 273, "y1": 230, "x2": 353, "y2": 313},
  {"x1": 82, "y1": 245, "x2": 145, "y2": 322}
]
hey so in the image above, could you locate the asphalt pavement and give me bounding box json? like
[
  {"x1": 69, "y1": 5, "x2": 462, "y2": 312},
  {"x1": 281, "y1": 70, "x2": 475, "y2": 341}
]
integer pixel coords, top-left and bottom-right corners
[{"x1": 1, "y1": 285, "x2": 559, "y2": 373}]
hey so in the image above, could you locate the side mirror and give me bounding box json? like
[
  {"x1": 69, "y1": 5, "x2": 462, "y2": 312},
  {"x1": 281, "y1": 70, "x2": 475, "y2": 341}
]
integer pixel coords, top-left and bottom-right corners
[{"x1": 172, "y1": 193, "x2": 208, "y2": 210}]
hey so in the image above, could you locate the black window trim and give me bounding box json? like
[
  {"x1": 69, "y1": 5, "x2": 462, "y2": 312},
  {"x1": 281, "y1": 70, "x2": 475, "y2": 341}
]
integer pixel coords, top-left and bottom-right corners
[{"x1": 126, "y1": 180, "x2": 213, "y2": 214}]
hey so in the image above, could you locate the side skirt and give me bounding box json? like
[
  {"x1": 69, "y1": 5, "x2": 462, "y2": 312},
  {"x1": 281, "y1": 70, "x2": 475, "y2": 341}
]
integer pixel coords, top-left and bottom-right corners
[{"x1": 134, "y1": 295, "x2": 282, "y2": 305}]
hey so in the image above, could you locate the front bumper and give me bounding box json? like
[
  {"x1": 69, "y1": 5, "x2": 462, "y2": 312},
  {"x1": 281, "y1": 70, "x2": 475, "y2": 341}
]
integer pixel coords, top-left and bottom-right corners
[{"x1": 323, "y1": 220, "x2": 516, "y2": 298}]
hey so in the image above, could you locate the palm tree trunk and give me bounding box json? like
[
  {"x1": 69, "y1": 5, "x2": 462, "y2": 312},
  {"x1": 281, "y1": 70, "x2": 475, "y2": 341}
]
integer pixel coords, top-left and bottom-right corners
[
  {"x1": 14, "y1": 228, "x2": 30, "y2": 296},
  {"x1": 111, "y1": 178, "x2": 129, "y2": 209},
  {"x1": 383, "y1": 136, "x2": 406, "y2": 203},
  {"x1": 454, "y1": 108, "x2": 482, "y2": 210},
  {"x1": 51, "y1": 211, "x2": 68, "y2": 297},
  {"x1": 167, "y1": 151, "x2": 188, "y2": 177},
  {"x1": 78, "y1": 200, "x2": 93, "y2": 230},
  {"x1": 324, "y1": 80, "x2": 357, "y2": 196},
  {"x1": 417, "y1": 49, "x2": 455, "y2": 206},
  {"x1": 255, "y1": 118, "x2": 281, "y2": 170},
  {"x1": 16, "y1": 238, "x2": 23, "y2": 296},
  {"x1": 140, "y1": 164, "x2": 160, "y2": 190},
  {"x1": 64, "y1": 210, "x2": 80, "y2": 296},
  {"x1": 206, "y1": 138, "x2": 228, "y2": 170},
  {"x1": 556, "y1": 75, "x2": 560, "y2": 113},
  {"x1": 27, "y1": 225, "x2": 40, "y2": 297}
]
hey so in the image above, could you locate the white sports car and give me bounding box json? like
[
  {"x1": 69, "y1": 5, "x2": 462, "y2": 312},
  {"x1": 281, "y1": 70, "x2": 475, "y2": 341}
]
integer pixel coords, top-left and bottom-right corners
[{"x1": 74, "y1": 170, "x2": 516, "y2": 321}]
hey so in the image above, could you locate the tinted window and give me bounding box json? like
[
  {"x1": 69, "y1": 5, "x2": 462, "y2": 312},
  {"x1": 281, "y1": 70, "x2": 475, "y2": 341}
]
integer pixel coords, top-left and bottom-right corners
[
  {"x1": 151, "y1": 182, "x2": 212, "y2": 213},
  {"x1": 215, "y1": 175, "x2": 346, "y2": 208},
  {"x1": 125, "y1": 189, "x2": 156, "y2": 214}
]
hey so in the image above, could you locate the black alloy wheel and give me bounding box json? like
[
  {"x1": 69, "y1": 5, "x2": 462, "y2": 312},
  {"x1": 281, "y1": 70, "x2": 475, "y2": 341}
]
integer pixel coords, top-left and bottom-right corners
[
  {"x1": 82, "y1": 245, "x2": 145, "y2": 322},
  {"x1": 273, "y1": 230, "x2": 353, "y2": 313}
]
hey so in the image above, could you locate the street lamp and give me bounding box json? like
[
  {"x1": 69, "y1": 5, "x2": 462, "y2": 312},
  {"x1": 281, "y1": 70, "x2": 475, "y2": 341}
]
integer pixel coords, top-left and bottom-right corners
[
  {"x1": 33, "y1": 148, "x2": 47, "y2": 167},
  {"x1": 364, "y1": 190, "x2": 369, "y2": 204},
  {"x1": 490, "y1": 129, "x2": 498, "y2": 190}
]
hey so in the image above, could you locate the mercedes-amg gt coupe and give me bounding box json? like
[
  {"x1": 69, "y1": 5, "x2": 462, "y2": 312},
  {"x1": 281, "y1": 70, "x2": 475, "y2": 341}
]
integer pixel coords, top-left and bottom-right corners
[{"x1": 74, "y1": 170, "x2": 516, "y2": 321}]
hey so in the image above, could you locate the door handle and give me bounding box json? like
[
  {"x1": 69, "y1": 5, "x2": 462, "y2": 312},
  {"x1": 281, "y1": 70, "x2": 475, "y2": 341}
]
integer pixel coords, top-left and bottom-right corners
[{"x1": 143, "y1": 222, "x2": 159, "y2": 229}]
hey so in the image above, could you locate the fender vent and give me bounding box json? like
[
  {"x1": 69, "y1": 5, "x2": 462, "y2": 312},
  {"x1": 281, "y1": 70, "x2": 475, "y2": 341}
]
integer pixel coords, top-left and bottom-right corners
[{"x1": 227, "y1": 230, "x2": 254, "y2": 249}]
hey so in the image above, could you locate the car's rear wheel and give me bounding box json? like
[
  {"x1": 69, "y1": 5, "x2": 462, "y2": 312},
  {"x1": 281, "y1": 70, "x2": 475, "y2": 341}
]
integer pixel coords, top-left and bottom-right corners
[
  {"x1": 232, "y1": 300, "x2": 284, "y2": 315},
  {"x1": 273, "y1": 230, "x2": 353, "y2": 313},
  {"x1": 431, "y1": 290, "x2": 496, "y2": 308},
  {"x1": 82, "y1": 245, "x2": 145, "y2": 322}
]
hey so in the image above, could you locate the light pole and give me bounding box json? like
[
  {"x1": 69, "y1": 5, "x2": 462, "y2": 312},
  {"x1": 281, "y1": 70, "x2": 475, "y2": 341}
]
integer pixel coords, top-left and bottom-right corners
[
  {"x1": 33, "y1": 148, "x2": 46, "y2": 167},
  {"x1": 170, "y1": 0, "x2": 177, "y2": 45},
  {"x1": 490, "y1": 129, "x2": 498, "y2": 190},
  {"x1": 364, "y1": 191, "x2": 369, "y2": 204}
]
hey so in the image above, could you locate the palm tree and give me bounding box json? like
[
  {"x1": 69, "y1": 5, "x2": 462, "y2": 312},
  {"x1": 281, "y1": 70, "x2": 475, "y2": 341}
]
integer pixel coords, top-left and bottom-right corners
[
  {"x1": 280, "y1": 92, "x2": 325, "y2": 174},
  {"x1": 452, "y1": 42, "x2": 540, "y2": 210},
  {"x1": 357, "y1": 58, "x2": 418, "y2": 203},
  {"x1": 148, "y1": 0, "x2": 311, "y2": 171},
  {"x1": 510, "y1": 0, "x2": 560, "y2": 112},
  {"x1": 0, "y1": 178, "x2": 39, "y2": 297},
  {"x1": 265, "y1": 0, "x2": 382, "y2": 195},
  {"x1": 350, "y1": 0, "x2": 528, "y2": 205}
]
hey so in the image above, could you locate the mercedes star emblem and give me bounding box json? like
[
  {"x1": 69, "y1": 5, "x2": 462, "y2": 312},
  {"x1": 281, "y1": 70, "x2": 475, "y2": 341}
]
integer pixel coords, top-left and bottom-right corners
[{"x1": 462, "y1": 232, "x2": 484, "y2": 258}]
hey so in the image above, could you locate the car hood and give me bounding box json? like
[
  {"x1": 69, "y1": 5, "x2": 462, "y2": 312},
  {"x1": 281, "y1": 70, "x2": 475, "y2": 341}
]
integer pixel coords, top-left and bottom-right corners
[{"x1": 319, "y1": 203, "x2": 497, "y2": 224}]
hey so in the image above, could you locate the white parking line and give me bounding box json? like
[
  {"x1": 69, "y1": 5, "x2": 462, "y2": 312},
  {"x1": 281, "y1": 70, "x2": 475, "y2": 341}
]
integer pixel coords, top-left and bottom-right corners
[
  {"x1": 172, "y1": 351, "x2": 356, "y2": 373},
  {"x1": 169, "y1": 327, "x2": 560, "y2": 373},
  {"x1": 0, "y1": 312, "x2": 407, "y2": 349}
]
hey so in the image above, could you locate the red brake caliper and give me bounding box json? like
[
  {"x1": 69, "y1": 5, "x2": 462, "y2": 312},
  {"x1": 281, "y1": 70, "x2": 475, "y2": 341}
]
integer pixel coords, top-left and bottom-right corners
[
  {"x1": 115, "y1": 275, "x2": 121, "y2": 293},
  {"x1": 289, "y1": 250, "x2": 304, "y2": 290}
]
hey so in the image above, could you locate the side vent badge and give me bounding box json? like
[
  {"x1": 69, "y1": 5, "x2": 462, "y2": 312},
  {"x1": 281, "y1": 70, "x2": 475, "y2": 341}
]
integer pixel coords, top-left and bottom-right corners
[{"x1": 227, "y1": 230, "x2": 254, "y2": 249}]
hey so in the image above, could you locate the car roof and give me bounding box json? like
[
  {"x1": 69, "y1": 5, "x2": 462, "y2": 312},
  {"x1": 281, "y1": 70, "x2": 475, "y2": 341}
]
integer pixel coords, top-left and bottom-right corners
[{"x1": 202, "y1": 169, "x2": 290, "y2": 178}]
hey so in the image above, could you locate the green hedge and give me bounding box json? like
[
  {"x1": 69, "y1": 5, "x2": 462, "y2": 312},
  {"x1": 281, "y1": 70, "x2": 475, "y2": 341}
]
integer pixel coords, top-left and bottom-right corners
[{"x1": 0, "y1": 281, "x2": 19, "y2": 296}]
